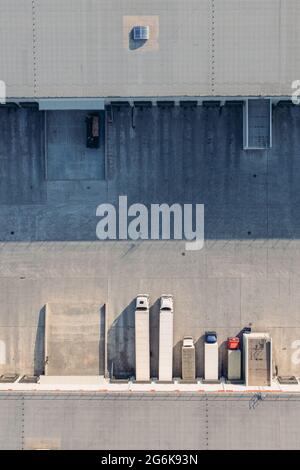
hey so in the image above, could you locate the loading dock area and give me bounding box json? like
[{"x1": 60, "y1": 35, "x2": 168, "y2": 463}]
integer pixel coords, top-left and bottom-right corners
[
  {"x1": 45, "y1": 303, "x2": 106, "y2": 376},
  {"x1": 1, "y1": 102, "x2": 300, "y2": 381},
  {"x1": 243, "y1": 99, "x2": 272, "y2": 149},
  {"x1": 1, "y1": 0, "x2": 300, "y2": 452},
  {"x1": 45, "y1": 110, "x2": 105, "y2": 181}
]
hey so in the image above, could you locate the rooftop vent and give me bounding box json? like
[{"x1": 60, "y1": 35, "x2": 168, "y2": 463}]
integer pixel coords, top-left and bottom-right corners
[{"x1": 133, "y1": 26, "x2": 150, "y2": 41}]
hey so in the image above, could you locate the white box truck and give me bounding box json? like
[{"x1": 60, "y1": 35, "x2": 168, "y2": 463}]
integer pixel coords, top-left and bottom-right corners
[
  {"x1": 158, "y1": 295, "x2": 174, "y2": 382},
  {"x1": 135, "y1": 294, "x2": 150, "y2": 382},
  {"x1": 204, "y1": 331, "x2": 218, "y2": 381}
]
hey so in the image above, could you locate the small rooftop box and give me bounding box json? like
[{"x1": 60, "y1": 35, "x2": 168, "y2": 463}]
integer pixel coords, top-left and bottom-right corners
[{"x1": 133, "y1": 26, "x2": 150, "y2": 41}]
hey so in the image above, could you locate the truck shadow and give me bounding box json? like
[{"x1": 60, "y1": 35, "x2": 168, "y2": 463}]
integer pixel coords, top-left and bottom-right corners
[
  {"x1": 107, "y1": 299, "x2": 136, "y2": 379},
  {"x1": 34, "y1": 306, "x2": 46, "y2": 376}
]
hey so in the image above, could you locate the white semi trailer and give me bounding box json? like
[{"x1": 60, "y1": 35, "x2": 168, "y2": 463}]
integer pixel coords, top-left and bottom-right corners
[
  {"x1": 158, "y1": 295, "x2": 174, "y2": 382},
  {"x1": 135, "y1": 294, "x2": 150, "y2": 382}
]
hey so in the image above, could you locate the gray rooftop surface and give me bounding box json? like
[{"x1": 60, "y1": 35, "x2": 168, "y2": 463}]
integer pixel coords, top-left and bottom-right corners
[
  {"x1": 1, "y1": 0, "x2": 300, "y2": 98},
  {"x1": 1, "y1": 392, "x2": 300, "y2": 449}
]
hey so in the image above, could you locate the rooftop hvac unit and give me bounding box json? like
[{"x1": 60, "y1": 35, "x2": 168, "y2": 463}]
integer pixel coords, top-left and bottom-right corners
[
  {"x1": 158, "y1": 295, "x2": 174, "y2": 381},
  {"x1": 243, "y1": 333, "x2": 272, "y2": 386},
  {"x1": 133, "y1": 26, "x2": 150, "y2": 40},
  {"x1": 182, "y1": 336, "x2": 195, "y2": 381},
  {"x1": 135, "y1": 295, "x2": 150, "y2": 382}
]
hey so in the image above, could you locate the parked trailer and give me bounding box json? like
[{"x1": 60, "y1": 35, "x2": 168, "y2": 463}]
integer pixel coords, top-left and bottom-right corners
[
  {"x1": 204, "y1": 331, "x2": 218, "y2": 381},
  {"x1": 135, "y1": 295, "x2": 150, "y2": 382},
  {"x1": 158, "y1": 295, "x2": 174, "y2": 382}
]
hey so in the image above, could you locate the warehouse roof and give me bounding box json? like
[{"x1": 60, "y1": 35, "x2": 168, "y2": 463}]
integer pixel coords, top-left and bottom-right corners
[{"x1": 1, "y1": 0, "x2": 300, "y2": 99}]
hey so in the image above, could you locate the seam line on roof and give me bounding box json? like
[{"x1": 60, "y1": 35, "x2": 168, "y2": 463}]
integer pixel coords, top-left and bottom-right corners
[
  {"x1": 211, "y1": 0, "x2": 215, "y2": 95},
  {"x1": 31, "y1": 0, "x2": 37, "y2": 97},
  {"x1": 21, "y1": 394, "x2": 25, "y2": 450}
]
